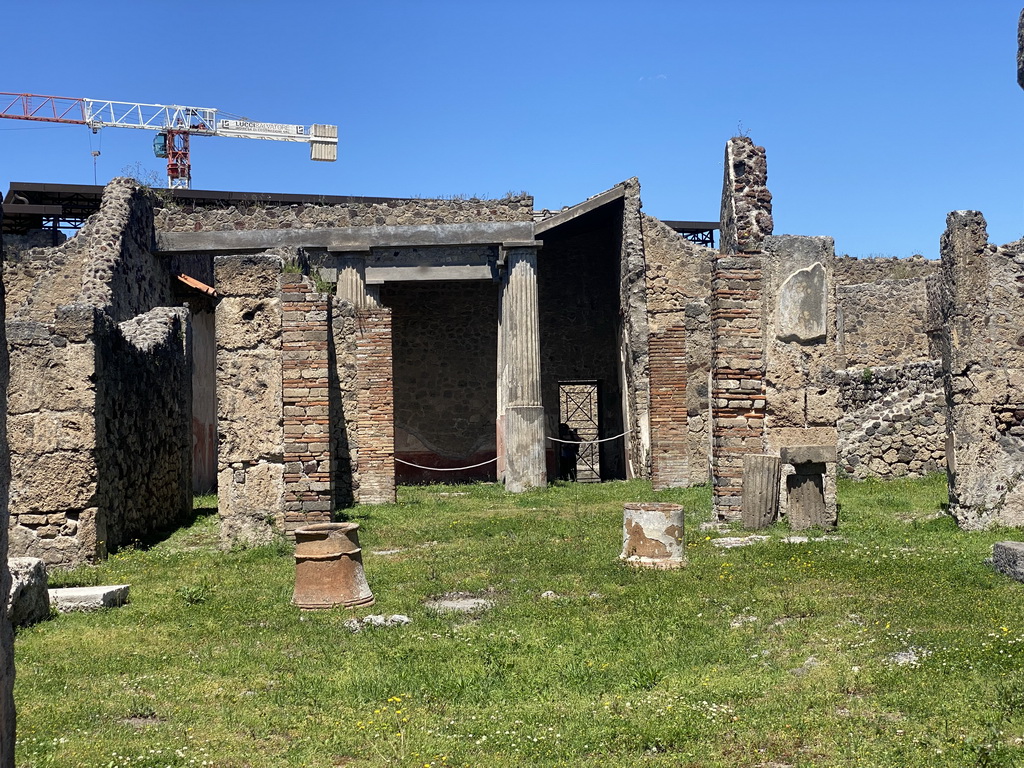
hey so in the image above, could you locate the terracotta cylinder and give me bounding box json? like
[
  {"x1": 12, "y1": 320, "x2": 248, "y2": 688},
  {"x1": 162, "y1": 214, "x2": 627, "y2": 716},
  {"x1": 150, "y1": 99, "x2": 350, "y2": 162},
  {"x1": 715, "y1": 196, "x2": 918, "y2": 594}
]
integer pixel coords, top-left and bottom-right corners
[
  {"x1": 620, "y1": 502, "x2": 686, "y2": 569},
  {"x1": 292, "y1": 522, "x2": 375, "y2": 609}
]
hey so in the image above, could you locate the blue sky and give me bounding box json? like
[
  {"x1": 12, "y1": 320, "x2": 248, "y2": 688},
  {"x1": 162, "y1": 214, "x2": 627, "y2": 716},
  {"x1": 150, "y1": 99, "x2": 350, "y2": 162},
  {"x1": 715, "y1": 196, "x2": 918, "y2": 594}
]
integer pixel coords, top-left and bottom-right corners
[{"x1": 3, "y1": 0, "x2": 1023, "y2": 258}]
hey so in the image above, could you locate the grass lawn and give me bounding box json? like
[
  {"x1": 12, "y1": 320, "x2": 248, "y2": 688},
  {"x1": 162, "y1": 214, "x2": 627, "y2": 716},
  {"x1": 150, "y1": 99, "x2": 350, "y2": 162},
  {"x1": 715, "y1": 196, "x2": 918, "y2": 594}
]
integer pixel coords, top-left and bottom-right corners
[{"x1": 12, "y1": 475, "x2": 1024, "y2": 767}]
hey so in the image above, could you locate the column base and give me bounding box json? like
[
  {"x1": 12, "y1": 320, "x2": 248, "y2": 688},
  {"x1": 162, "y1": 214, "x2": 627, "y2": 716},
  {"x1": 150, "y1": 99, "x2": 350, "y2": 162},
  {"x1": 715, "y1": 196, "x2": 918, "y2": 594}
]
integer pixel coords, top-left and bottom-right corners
[{"x1": 504, "y1": 405, "x2": 546, "y2": 493}]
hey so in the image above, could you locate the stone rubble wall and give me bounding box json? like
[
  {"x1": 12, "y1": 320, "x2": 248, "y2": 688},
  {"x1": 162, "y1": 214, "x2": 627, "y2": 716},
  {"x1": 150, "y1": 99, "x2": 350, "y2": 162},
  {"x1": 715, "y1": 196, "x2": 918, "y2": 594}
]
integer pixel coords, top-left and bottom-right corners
[
  {"x1": 155, "y1": 194, "x2": 534, "y2": 232},
  {"x1": 942, "y1": 211, "x2": 1024, "y2": 528},
  {"x1": 0, "y1": 197, "x2": 14, "y2": 768},
  {"x1": 835, "y1": 361, "x2": 945, "y2": 479},
  {"x1": 642, "y1": 214, "x2": 713, "y2": 487},
  {"x1": 837, "y1": 275, "x2": 941, "y2": 369},
  {"x1": 5, "y1": 179, "x2": 189, "y2": 567},
  {"x1": 96, "y1": 307, "x2": 192, "y2": 549},
  {"x1": 2, "y1": 229, "x2": 66, "y2": 258},
  {"x1": 834, "y1": 253, "x2": 938, "y2": 286}
]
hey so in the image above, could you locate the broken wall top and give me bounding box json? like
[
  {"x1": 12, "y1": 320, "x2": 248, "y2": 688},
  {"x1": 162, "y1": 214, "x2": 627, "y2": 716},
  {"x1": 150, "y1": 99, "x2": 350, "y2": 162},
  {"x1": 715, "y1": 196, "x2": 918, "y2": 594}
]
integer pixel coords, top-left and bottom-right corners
[
  {"x1": 5, "y1": 178, "x2": 173, "y2": 324},
  {"x1": 719, "y1": 137, "x2": 773, "y2": 255}
]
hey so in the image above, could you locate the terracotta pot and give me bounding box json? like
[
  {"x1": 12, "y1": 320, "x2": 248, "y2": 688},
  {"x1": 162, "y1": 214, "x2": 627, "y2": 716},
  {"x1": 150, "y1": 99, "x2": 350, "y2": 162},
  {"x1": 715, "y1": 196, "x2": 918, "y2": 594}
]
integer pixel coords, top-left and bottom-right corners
[
  {"x1": 292, "y1": 522, "x2": 375, "y2": 609},
  {"x1": 620, "y1": 502, "x2": 686, "y2": 569}
]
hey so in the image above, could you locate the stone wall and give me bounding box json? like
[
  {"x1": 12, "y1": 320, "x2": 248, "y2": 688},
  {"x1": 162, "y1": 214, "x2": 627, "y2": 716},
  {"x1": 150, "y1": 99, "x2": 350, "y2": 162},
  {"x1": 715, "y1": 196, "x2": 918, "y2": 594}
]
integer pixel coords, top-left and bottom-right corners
[
  {"x1": 215, "y1": 253, "x2": 286, "y2": 546},
  {"x1": 97, "y1": 307, "x2": 192, "y2": 547},
  {"x1": 0, "y1": 195, "x2": 15, "y2": 768},
  {"x1": 642, "y1": 214, "x2": 713, "y2": 487},
  {"x1": 155, "y1": 194, "x2": 534, "y2": 232},
  {"x1": 5, "y1": 179, "x2": 191, "y2": 566},
  {"x1": 761, "y1": 235, "x2": 839, "y2": 522},
  {"x1": 834, "y1": 254, "x2": 937, "y2": 286},
  {"x1": 941, "y1": 211, "x2": 1024, "y2": 528},
  {"x1": 837, "y1": 274, "x2": 940, "y2": 369},
  {"x1": 835, "y1": 361, "x2": 945, "y2": 479}
]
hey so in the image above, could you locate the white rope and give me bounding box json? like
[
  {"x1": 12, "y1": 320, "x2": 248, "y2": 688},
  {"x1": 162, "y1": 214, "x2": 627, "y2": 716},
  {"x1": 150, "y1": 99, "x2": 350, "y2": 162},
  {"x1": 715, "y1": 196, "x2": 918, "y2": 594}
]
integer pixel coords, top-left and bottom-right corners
[
  {"x1": 548, "y1": 429, "x2": 632, "y2": 446},
  {"x1": 394, "y1": 456, "x2": 499, "y2": 472}
]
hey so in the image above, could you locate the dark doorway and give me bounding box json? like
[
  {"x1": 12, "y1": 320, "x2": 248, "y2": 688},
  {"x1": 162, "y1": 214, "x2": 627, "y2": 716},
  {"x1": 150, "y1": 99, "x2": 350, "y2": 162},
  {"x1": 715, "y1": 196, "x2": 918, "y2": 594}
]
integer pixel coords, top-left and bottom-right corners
[{"x1": 559, "y1": 380, "x2": 601, "y2": 482}]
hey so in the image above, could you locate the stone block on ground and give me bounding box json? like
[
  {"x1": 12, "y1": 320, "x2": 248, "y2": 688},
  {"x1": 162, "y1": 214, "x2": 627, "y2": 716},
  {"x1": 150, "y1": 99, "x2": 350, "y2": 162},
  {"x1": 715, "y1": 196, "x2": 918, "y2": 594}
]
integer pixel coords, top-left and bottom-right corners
[
  {"x1": 7, "y1": 557, "x2": 50, "y2": 626},
  {"x1": 993, "y1": 541, "x2": 1024, "y2": 582},
  {"x1": 49, "y1": 584, "x2": 130, "y2": 612}
]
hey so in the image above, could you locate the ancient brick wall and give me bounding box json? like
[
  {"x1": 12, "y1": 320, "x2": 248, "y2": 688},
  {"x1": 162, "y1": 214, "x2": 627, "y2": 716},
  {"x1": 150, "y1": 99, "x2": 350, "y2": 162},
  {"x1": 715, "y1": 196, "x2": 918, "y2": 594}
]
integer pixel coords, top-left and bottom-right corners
[
  {"x1": 643, "y1": 214, "x2": 714, "y2": 486},
  {"x1": 355, "y1": 309, "x2": 395, "y2": 504},
  {"x1": 382, "y1": 281, "x2": 498, "y2": 483},
  {"x1": 711, "y1": 138, "x2": 771, "y2": 519},
  {"x1": 941, "y1": 211, "x2": 1024, "y2": 528},
  {"x1": 5, "y1": 179, "x2": 190, "y2": 566},
  {"x1": 155, "y1": 194, "x2": 534, "y2": 232},
  {"x1": 649, "y1": 327, "x2": 689, "y2": 488},
  {"x1": 281, "y1": 275, "x2": 333, "y2": 533}
]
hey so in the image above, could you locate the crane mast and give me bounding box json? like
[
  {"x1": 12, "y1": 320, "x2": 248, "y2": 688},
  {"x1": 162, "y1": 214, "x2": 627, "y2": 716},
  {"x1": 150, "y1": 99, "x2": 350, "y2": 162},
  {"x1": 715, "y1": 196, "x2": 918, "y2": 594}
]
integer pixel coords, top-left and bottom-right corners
[{"x1": 0, "y1": 92, "x2": 338, "y2": 189}]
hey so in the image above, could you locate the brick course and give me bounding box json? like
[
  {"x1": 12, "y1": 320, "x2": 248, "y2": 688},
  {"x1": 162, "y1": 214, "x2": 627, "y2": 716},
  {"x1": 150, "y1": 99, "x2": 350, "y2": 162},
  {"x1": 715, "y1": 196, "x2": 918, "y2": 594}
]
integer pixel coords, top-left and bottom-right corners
[
  {"x1": 281, "y1": 274, "x2": 333, "y2": 533},
  {"x1": 649, "y1": 325, "x2": 689, "y2": 488}
]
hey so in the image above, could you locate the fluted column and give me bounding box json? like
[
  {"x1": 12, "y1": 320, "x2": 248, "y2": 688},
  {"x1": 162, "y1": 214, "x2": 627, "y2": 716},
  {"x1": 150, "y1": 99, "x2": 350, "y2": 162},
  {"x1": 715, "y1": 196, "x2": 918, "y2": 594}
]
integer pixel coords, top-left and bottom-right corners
[
  {"x1": 335, "y1": 251, "x2": 378, "y2": 308},
  {"x1": 499, "y1": 242, "x2": 546, "y2": 492}
]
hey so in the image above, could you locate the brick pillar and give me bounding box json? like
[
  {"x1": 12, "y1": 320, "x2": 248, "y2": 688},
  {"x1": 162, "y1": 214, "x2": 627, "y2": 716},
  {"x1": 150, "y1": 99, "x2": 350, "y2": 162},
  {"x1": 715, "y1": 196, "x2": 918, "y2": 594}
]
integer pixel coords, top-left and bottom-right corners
[
  {"x1": 711, "y1": 137, "x2": 772, "y2": 520},
  {"x1": 355, "y1": 309, "x2": 395, "y2": 504},
  {"x1": 281, "y1": 274, "x2": 333, "y2": 534},
  {"x1": 650, "y1": 325, "x2": 689, "y2": 489}
]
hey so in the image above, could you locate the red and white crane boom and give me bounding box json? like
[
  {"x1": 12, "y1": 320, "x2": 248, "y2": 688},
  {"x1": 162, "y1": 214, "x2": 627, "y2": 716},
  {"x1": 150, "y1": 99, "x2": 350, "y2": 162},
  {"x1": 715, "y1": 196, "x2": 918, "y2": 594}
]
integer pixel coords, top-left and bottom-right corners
[{"x1": 0, "y1": 92, "x2": 338, "y2": 189}]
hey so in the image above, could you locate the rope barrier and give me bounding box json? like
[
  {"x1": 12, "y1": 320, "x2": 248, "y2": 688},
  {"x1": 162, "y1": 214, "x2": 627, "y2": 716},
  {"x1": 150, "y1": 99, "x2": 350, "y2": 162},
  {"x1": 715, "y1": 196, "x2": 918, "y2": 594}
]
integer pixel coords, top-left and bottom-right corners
[
  {"x1": 394, "y1": 456, "x2": 499, "y2": 472},
  {"x1": 547, "y1": 429, "x2": 632, "y2": 446},
  {"x1": 393, "y1": 428, "x2": 633, "y2": 472}
]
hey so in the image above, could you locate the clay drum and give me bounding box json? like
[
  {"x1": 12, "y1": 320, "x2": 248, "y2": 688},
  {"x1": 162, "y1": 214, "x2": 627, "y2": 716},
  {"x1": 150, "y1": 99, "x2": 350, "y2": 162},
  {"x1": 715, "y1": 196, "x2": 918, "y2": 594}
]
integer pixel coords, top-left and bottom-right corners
[
  {"x1": 292, "y1": 522, "x2": 375, "y2": 609},
  {"x1": 620, "y1": 502, "x2": 686, "y2": 569}
]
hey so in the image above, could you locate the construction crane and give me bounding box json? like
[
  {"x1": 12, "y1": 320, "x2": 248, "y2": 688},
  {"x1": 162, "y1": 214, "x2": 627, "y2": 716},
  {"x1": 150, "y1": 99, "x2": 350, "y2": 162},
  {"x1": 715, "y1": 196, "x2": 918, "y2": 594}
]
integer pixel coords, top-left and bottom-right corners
[{"x1": 0, "y1": 92, "x2": 338, "y2": 189}]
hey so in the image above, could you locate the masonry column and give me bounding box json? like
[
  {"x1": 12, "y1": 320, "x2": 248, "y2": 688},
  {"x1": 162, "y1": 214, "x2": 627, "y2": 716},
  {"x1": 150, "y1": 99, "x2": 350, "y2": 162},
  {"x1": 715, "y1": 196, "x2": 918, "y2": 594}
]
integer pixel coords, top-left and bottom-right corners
[
  {"x1": 334, "y1": 251, "x2": 379, "y2": 309},
  {"x1": 711, "y1": 137, "x2": 772, "y2": 520},
  {"x1": 500, "y1": 241, "x2": 546, "y2": 492},
  {"x1": 281, "y1": 274, "x2": 333, "y2": 534}
]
